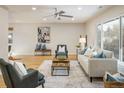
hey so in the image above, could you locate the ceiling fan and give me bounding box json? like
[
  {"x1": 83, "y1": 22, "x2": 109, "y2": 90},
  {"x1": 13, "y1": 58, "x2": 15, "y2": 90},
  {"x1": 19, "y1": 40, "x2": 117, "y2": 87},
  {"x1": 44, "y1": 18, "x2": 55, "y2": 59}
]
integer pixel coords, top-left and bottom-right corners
[{"x1": 43, "y1": 8, "x2": 73, "y2": 20}]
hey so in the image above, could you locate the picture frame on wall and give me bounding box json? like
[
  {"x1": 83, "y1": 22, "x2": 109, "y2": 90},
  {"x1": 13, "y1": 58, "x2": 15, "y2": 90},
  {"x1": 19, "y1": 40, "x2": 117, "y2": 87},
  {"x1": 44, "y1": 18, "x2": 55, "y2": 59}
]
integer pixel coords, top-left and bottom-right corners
[{"x1": 37, "y1": 27, "x2": 50, "y2": 43}]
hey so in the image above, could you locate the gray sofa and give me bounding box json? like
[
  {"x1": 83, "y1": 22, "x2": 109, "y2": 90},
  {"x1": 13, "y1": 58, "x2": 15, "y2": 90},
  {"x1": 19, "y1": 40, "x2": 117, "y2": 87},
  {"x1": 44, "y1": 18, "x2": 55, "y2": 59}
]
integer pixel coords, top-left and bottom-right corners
[{"x1": 78, "y1": 50, "x2": 118, "y2": 82}]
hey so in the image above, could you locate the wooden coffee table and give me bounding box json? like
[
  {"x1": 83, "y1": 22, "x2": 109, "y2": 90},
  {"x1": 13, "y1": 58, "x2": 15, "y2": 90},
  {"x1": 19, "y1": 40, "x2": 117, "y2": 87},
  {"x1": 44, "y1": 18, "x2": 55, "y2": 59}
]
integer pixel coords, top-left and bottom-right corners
[{"x1": 51, "y1": 58, "x2": 70, "y2": 76}]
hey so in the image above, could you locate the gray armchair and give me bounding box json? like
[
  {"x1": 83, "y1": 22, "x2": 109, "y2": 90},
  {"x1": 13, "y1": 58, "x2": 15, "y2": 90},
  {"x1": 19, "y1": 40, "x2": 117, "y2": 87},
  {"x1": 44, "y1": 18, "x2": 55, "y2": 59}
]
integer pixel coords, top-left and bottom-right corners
[
  {"x1": 55, "y1": 44, "x2": 68, "y2": 58},
  {"x1": 0, "y1": 58, "x2": 45, "y2": 88}
]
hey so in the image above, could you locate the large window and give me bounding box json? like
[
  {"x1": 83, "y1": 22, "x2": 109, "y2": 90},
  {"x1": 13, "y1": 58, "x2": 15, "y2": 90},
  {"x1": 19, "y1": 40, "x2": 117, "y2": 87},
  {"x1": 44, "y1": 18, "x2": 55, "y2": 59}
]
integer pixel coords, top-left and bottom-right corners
[
  {"x1": 97, "y1": 25, "x2": 102, "y2": 48},
  {"x1": 122, "y1": 17, "x2": 124, "y2": 61},
  {"x1": 102, "y1": 19, "x2": 120, "y2": 59}
]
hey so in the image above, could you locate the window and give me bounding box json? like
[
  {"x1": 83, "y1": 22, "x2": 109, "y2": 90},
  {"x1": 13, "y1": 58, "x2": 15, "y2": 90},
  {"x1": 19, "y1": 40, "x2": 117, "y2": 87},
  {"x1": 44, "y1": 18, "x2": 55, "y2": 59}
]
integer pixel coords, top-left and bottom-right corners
[
  {"x1": 122, "y1": 17, "x2": 124, "y2": 61},
  {"x1": 97, "y1": 25, "x2": 102, "y2": 48},
  {"x1": 102, "y1": 19, "x2": 120, "y2": 59}
]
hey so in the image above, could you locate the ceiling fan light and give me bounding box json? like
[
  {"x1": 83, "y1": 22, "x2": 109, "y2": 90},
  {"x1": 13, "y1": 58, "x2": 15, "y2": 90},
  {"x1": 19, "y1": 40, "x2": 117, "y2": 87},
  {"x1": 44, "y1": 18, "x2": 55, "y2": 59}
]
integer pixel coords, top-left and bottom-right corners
[{"x1": 72, "y1": 18, "x2": 74, "y2": 21}]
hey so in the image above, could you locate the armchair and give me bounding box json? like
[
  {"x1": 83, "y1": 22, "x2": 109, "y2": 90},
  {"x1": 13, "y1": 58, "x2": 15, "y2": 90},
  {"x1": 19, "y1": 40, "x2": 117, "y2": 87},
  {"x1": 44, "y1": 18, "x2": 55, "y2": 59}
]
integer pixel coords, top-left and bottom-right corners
[
  {"x1": 0, "y1": 58, "x2": 45, "y2": 88},
  {"x1": 55, "y1": 44, "x2": 68, "y2": 58}
]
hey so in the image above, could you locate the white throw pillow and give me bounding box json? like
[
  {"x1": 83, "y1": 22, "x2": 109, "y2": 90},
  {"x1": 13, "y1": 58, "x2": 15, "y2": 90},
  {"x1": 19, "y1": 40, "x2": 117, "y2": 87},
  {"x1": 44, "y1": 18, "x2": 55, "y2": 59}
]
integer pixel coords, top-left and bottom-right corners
[
  {"x1": 14, "y1": 62, "x2": 28, "y2": 76},
  {"x1": 84, "y1": 48, "x2": 92, "y2": 57},
  {"x1": 58, "y1": 46, "x2": 65, "y2": 52},
  {"x1": 8, "y1": 60, "x2": 14, "y2": 66},
  {"x1": 92, "y1": 51, "x2": 98, "y2": 56}
]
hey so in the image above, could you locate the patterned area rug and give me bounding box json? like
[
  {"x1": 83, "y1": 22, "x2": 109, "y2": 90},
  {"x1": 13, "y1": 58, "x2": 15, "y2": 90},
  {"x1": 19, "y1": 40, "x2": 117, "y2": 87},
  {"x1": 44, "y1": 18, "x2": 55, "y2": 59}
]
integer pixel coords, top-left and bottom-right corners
[{"x1": 38, "y1": 60, "x2": 104, "y2": 88}]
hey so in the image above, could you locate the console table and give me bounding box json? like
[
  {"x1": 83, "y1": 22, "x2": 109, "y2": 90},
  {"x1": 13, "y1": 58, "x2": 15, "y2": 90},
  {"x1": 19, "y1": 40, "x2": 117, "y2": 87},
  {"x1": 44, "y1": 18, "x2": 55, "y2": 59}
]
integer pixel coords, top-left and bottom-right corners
[{"x1": 34, "y1": 49, "x2": 52, "y2": 56}]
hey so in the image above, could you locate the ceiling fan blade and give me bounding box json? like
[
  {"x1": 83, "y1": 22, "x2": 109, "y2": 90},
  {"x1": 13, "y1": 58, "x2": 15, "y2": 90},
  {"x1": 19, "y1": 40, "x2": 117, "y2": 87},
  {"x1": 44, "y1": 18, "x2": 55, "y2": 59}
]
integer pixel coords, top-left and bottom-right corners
[
  {"x1": 60, "y1": 15, "x2": 73, "y2": 18},
  {"x1": 43, "y1": 14, "x2": 55, "y2": 18}
]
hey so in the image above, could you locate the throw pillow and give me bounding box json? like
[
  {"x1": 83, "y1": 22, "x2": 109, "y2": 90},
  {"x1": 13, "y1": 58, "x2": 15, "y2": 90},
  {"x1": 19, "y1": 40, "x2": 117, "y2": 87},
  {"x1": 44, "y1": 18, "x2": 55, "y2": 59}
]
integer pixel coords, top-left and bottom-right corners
[
  {"x1": 102, "y1": 52, "x2": 106, "y2": 58},
  {"x1": 92, "y1": 51, "x2": 97, "y2": 56},
  {"x1": 35, "y1": 44, "x2": 39, "y2": 50},
  {"x1": 95, "y1": 52, "x2": 103, "y2": 58},
  {"x1": 84, "y1": 48, "x2": 92, "y2": 56},
  {"x1": 14, "y1": 62, "x2": 28, "y2": 77},
  {"x1": 42, "y1": 44, "x2": 46, "y2": 50},
  {"x1": 120, "y1": 73, "x2": 124, "y2": 77},
  {"x1": 80, "y1": 48, "x2": 87, "y2": 55},
  {"x1": 8, "y1": 60, "x2": 14, "y2": 65},
  {"x1": 58, "y1": 46, "x2": 65, "y2": 53},
  {"x1": 36, "y1": 43, "x2": 41, "y2": 50},
  {"x1": 113, "y1": 73, "x2": 124, "y2": 82},
  {"x1": 106, "y1": 72, "x2": 118, "y2": 82}
]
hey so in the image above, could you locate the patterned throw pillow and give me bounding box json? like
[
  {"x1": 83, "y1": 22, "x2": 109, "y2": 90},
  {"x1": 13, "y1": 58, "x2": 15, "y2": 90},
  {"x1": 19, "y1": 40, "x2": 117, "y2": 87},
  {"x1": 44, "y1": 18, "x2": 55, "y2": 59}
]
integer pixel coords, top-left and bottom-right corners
[
  {"x1": 106, "y1": 72, "x2": 118, "y2": 82},
  {"x1": 93, "y1": 51, "x2": 106, "y2": 58},
  {"x1": 58, "y1": 46, "x2": 65, "y2": 52},
  {"x1": 84, "y1": 48, "x2": 92, "y2": 56},
  {"x1": 57, "y1": 55, "x2": 66, "y2": 60},
  {"x1": 42, "y1": 44, "x2": 46, "y2": 50},
  {"x1": 36, "y1": 44, "x2": 41, "y2": 50},
  {"x1": 80, "y1": 48, "x2": 87, "y2": 55}
]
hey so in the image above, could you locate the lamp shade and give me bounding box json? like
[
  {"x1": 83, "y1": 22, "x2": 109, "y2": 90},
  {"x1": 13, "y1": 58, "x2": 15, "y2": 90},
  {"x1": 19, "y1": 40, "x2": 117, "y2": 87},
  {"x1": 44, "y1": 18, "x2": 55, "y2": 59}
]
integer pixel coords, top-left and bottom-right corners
[{"x1": 79, "y1": 37, "x2": 86, "y2": 43}]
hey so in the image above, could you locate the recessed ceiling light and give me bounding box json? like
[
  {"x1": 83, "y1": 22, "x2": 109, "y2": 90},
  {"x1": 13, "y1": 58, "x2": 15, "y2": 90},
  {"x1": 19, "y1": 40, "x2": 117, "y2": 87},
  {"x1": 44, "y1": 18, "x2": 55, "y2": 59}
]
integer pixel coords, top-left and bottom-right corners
[
  {"x1": 98, "y1": 5, "x2": 103, "y2": 9},
  {"x1": 72, "y1": 18, "x2": 75, "y2": 21},
  {"x1": 32, "y1": 7, "x2": 37, "y2": 11},
  {"x1": 78, "y1": 7, "x2": 82, "y2": 10},
  {"x1": 43, "y1": 18, "x2": 47, "y2": 21}
]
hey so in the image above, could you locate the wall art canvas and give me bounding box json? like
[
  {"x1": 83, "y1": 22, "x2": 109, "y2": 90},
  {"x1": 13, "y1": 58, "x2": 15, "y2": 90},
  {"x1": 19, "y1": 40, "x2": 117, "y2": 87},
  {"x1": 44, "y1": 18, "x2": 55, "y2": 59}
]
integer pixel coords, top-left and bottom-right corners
[{"x1": 37, "y1": 27, "x2": 50, "y2": 43}]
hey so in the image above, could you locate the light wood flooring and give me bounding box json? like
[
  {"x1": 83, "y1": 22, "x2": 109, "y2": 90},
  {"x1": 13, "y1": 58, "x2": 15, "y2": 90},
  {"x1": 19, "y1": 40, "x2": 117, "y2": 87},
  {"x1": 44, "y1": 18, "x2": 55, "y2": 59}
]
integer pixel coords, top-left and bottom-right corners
[{"x1": 0, "y1": 55, "x2": 76, "y2": 88}]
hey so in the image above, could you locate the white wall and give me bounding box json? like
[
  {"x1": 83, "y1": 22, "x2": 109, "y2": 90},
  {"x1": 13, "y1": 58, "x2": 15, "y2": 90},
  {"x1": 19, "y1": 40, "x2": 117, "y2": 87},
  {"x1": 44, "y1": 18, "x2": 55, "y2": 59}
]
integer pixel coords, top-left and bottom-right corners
[
  {"x1": 85, "y1": 6, "x2": 124, "y2": 47},
  {"x1": 10, "y1": 23, "x2": 84, "y2": 55},
  {"x1": 0, "y1": 8, "x2": 8, "y2": 61}
]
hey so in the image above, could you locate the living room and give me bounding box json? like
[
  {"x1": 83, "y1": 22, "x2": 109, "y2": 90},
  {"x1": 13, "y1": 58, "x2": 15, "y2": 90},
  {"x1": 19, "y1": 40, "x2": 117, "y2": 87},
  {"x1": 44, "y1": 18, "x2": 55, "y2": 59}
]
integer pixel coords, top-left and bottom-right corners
[{"x1": 0, "y1": 2, "x2": 124, "y2": 90}]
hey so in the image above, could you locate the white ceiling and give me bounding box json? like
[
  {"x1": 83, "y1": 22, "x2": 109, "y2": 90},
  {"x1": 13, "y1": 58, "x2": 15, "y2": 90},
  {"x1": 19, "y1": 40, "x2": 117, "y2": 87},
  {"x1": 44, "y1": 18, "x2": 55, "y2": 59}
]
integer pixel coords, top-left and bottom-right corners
[{"x1": 6, "y1": 5, "x2": 111, "y2": 23}]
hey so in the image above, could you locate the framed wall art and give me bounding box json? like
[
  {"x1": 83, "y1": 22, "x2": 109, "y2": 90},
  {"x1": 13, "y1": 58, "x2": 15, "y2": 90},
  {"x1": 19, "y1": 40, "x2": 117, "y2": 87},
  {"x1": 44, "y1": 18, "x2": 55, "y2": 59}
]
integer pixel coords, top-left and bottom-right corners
[{"x1": 37, "y1": 27, "x2": 50, "y2": 43}]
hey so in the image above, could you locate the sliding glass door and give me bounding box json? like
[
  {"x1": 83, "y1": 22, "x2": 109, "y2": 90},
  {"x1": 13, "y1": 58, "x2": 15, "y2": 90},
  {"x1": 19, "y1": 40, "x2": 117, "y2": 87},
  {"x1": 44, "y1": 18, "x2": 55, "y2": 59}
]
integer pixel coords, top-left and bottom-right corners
[{"x1": 99, "y1": 18, "x2": 120, "y2": 59}]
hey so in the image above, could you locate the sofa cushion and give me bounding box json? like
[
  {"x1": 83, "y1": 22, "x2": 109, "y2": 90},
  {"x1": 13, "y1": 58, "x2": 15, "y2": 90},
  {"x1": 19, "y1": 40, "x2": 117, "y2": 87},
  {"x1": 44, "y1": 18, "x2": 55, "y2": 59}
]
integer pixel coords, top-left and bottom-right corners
[
  {"x1": 57, "y1": 52, "x2": 66, "y2": 55},
  {"x1": 103, "y1": 50, "x2": 113, "y2": 58}
]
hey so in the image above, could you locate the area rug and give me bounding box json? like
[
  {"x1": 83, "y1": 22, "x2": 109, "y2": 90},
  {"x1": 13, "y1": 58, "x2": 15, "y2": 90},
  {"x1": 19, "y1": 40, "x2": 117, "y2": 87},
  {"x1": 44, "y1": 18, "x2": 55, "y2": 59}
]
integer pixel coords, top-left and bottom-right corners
[{"x1": 38, "y1": 60, "x2": 104, "y2": 88}]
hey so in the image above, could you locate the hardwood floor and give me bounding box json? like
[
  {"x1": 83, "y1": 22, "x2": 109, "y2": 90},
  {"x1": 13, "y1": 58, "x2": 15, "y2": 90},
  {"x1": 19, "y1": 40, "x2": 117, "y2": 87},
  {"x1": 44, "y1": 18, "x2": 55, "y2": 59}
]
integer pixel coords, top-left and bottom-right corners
[{"x1": 0, "y1": 55, "x2": 76, "y2": 88}]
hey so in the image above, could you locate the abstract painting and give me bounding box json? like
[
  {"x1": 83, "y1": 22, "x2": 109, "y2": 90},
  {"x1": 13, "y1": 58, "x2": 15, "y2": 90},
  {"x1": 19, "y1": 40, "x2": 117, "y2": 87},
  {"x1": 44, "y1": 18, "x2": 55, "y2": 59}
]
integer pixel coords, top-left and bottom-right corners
[{"x1": 37, "y1": 27, "x2": 50, "y2": 43}]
